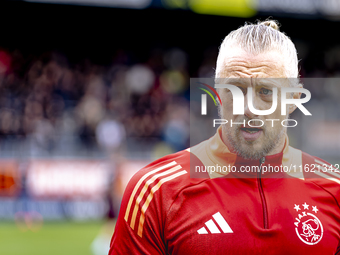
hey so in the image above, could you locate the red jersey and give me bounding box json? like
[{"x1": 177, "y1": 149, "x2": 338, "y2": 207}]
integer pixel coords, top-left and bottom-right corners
[{"x1": 109, "y1": 128, "x2": 340, "y2": 254}]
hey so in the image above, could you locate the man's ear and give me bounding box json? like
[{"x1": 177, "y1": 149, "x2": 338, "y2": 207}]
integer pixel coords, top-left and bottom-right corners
[{"x1": 288, "y1": 83, "x2": 303, "y2": 114}]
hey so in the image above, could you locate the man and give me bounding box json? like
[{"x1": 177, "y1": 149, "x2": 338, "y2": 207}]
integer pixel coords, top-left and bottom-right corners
[{"x1": 109, "y1": 20, "x2": 340, "y2": 254}]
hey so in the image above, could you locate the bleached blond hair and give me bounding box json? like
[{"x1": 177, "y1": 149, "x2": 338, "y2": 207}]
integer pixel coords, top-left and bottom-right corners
[{"x1": 215, "y1": 20, "x2": 299, "y2": 81}]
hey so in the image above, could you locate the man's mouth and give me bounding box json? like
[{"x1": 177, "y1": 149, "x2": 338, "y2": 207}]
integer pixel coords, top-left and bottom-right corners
[
  {"x1": 239, "y1": 127, "x2": 263, "y2": 141},
  {"x1": 240, "y1": 127, "x2": 262, "y2": 133}
]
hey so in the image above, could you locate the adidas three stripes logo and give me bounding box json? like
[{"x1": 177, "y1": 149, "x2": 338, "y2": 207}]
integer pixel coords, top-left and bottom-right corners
[{"x1": 197, "y1": 212, "x2": 233, "y2": 234}]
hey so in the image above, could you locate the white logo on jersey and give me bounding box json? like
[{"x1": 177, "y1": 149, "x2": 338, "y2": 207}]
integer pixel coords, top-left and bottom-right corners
[
  {"x1": 293, "y1": 203, "x2": 323, "y2": 245},
  {"x1": 197, "y1": 212, "x2": 233, "y2": 234}
]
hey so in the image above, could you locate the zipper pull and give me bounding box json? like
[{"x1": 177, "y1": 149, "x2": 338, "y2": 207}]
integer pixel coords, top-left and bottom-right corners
[
  {"x1": 260, "y1": 157, "x2": 265, "y2": 165},
  {"x1": 258, "y1": 157, "x2": 265, "y2": 175}
]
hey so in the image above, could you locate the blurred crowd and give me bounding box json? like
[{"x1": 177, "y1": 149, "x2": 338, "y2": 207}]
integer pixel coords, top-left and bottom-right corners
[
  {"x1": 0, "y1": 40, "x2": 340, "y2": 159},
  {"x1": 0, "y1": 47, "x2": 195, "y2": 159}
]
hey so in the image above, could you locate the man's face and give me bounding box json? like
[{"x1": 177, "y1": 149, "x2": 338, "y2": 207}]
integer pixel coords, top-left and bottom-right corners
[{"x1": 217, "y1": 47, "x2": 294, "y2": 160}]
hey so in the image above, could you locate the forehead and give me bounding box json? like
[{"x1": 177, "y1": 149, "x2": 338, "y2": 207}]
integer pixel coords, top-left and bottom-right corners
[{"x1": 217, "y1": 47, "x2": 286, "y2": 79}]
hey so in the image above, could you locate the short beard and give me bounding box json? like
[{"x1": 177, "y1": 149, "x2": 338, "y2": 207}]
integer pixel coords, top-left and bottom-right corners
[{"x1": 222, "y1": 117, "x2": 285, "y2": 160}]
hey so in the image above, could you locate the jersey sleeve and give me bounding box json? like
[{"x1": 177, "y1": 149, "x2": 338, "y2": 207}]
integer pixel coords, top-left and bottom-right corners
[{"x1": 109, "y1": 157, "x2": 188, "y2": 255}]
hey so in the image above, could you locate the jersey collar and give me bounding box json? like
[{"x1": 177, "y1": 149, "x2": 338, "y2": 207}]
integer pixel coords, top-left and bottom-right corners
[
  {"x1": 206, "y1": 126, "x2": 288, "y2": 178},
  {"x1": 189, "y1": 126, "x2": 304, "y2": 179}
]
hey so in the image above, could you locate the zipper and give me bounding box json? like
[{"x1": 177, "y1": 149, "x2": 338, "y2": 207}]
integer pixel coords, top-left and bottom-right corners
[{"x1": 257, "y1": 157, "x2": 269, "y2": 229}]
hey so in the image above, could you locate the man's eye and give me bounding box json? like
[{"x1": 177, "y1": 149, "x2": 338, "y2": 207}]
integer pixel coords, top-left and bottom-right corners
[
  {"x1": 259, "y1": 88, "x2": 272, "y2": 96},
  {"x1": 237, "y1": 86, "x2": 246, "y2": 95}
]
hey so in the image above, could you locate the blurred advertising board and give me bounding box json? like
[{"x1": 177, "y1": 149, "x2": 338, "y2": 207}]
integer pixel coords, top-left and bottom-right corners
[
  {"x1": 0, "y1": 159, "x2": 146, "y2": 221},
  {"x1": 0, "y1": 160, "x2": 20, "y2": 197},
  {"x1": 26, "y1": 160, "x2": 110, "y2": 200},
  {"x1": 164, "y1": 0, "x2": 340, "y2": 18},
  {"x1": 21, "y1": 0, "x2": 340, "y2": 18}
]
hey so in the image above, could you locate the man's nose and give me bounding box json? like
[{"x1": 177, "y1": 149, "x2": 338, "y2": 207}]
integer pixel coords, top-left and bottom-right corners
[{"x1": 244, "y1": 92, "x2": 258, "y2": 119}]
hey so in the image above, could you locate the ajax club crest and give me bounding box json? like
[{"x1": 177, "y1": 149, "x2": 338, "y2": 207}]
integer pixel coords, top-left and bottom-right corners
[{"x1": 293, "y1": 203, "x2": 323, "y2": 245}]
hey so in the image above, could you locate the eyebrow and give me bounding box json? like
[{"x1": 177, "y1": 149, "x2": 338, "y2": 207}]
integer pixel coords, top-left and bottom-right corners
[
  {"x1": 215, "y1": 78, "x2": 286, "y2": 88},
  {"x1": 253, "y1": 78, "x2": 287, "y2": 88},
  {"x1": 215, "y1": 78, "x2": 250, "y2": 87}
]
